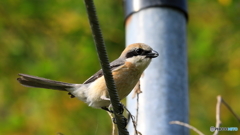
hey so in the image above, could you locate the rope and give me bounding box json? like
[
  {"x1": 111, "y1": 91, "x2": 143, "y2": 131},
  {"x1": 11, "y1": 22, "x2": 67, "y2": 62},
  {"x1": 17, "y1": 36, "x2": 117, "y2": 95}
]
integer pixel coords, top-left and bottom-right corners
[{"x1": 83, "y1": 0, "x2": 129, "y2": 134}]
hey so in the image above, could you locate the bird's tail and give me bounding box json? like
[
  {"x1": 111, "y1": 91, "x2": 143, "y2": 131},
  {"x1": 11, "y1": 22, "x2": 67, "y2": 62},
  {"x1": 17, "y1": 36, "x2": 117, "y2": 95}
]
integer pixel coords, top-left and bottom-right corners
[{"x1": 17, "y1": 73, "x2": 79, "y2": 91}]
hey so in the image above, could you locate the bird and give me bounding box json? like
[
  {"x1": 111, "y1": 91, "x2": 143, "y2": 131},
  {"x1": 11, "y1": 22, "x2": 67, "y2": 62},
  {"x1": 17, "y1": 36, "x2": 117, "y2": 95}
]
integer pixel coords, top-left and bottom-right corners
[{"x1": 17, "y1": 43, "x2": 158, "y2": 112}]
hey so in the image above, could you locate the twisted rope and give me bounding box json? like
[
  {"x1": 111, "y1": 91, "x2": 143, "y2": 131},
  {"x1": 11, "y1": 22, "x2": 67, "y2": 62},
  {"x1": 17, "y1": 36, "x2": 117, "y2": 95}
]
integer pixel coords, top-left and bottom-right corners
[{"x1": 83, "y1": 0, "x2": 129, "y2": 134}]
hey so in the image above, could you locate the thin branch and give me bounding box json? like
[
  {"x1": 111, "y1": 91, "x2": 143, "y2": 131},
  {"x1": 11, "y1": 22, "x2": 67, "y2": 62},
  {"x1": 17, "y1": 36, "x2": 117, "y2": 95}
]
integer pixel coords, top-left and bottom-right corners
[
  {"x1": 213, "y1": 95, "x2": 222, "y2": 135},
  {"x1": 214, "y1": 95, "x2": 240, "y2": 135},
  {"x1": 136, "y1": 91, "x2": 140, "y2": 130},
  {"x1": 108, "y1": 112, "x2": 118, "y2": 135},
  {"x1": 169, "y1": 121, "x2": 204, "y2": 135},
  {"x1": 132, "y1": 80, "x2": 142, "y2": 98},
  {"x1": 170, "y1": 95, "x2": 240, "y2": 135},
  {"x1": 123, "y1": 106, "x2": 142, "y2": 135},
  {"x1": 221, "y1": 96, "x2": 240, "y2": 122},
  {"x1": 132, "y1": 80, "x2": 141, "y2": 131}
]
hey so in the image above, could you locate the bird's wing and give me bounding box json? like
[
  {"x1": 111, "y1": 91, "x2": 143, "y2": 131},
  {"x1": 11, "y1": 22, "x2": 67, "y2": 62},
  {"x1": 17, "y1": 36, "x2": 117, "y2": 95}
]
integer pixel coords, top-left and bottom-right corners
[{"x1": 83, "y1": 58, "x2": 125, "y2": 84}]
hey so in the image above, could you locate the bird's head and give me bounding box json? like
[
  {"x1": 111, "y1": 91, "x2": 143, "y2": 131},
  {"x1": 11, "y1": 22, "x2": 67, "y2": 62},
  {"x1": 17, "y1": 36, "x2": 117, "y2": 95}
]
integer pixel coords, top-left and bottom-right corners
[{"x1": 120, "y1": 43, "x2": 158, "y2": 70}]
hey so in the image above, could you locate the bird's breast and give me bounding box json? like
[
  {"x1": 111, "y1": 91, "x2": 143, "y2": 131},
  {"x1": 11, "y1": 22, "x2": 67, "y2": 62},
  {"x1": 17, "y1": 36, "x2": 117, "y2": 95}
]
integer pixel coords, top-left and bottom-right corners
[
  {"x1": 85, "y1": 61, "x2": 144, "y2": 108},
  {"x1": 112, "y1": 62, "x2": 143, "y2": 100}
]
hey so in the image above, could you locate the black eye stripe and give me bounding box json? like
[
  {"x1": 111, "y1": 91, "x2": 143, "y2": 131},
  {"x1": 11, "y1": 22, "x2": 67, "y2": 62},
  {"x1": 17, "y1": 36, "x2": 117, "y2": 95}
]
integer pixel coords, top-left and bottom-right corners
[
  {"x1": 125, "y1": 51, "x2": 136, "y2": 58},
  {"x1": 125, "y1": 49, "x2": 151, "y2": 58},
  {"x1": 142, "y1": 50, "x2": 151, "y2": 55},
  {"x1": 135, "y1": 48, "x2": 143, "y2": 54}
]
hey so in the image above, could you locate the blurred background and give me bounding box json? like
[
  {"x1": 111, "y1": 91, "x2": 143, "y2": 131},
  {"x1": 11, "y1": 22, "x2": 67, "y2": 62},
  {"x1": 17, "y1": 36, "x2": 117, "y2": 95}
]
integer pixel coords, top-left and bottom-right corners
[{"x1": 0, "y1": 0, "x2": 239, "y2": 134}]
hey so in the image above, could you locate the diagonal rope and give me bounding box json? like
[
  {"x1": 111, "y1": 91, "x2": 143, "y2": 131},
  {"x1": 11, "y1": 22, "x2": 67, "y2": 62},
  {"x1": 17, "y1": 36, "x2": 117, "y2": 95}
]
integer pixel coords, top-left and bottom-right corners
[{"x1": 83, "y1": 0, "x2": 129, "y2": 134}]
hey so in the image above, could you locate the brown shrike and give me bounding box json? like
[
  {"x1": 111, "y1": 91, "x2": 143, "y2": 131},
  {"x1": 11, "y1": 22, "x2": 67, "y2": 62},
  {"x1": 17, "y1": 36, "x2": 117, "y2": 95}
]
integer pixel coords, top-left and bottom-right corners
[{"x1": 17, "y1": 43, "x2": 158, "y2": 111}]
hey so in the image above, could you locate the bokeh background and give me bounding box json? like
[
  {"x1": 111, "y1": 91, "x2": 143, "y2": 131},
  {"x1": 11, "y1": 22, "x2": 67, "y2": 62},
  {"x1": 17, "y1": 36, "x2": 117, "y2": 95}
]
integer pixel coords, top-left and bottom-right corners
[{"x1": 0, "y1": 0, "x2": 239, "y2": 134}]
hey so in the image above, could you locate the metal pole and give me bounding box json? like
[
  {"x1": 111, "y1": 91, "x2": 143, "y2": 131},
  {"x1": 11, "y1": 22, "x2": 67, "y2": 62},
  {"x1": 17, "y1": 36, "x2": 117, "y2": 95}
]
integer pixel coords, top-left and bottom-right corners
[{"x1": 125, "y1": 0, "x2": 188, "y2": 135}]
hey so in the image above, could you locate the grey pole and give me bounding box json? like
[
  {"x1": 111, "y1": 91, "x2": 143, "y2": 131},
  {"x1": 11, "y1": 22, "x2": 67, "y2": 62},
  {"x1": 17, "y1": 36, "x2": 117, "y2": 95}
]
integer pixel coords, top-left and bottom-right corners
[{"x1": 125, "y1": 0, "x2": 188, "y2": 135}]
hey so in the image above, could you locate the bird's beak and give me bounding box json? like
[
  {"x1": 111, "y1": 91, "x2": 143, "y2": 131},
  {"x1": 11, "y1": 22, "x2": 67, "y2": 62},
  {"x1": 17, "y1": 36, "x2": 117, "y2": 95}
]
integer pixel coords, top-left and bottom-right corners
[{"x1": 146, "y1": 50, "x2": 159, "y2": 58}]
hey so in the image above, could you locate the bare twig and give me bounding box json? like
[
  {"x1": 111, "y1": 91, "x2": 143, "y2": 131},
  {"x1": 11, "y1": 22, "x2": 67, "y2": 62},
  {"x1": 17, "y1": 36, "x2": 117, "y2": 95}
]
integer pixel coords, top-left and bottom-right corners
[
  {"x1": 170, "y1": 95, "x2": 240, "y2": 135},
  {"x1": 108, "y1": 104, "x2": 142, "y2": 135},
  {"x1": 213, "y1": 95, "x2": 222, "y2": 135},
  {"x1": 109, "y1": 79, "x2": 143, "y2": 135},
  {"x1": 214, "y1": 95, "x2": 240, "y2": 135},
  {"x1": 108, "y1": 112, "x2": 118, "y2": 135},
  {"x1": 169, "y1": 121, "x2": 204, "y2": 135},
  {"x1": 132, "y1": 80, "x2": 142, "y2": 98},
  {"x1": 123, "y1": 106, "x2": 142, "y2": 135},
  {"x1": 136, "y1": 91, "x2": 140, "y2": 128},
  {"x1": 220, "y1": 96, "x2": 240, "y2": 122},
  {"x1": 131, "y1": 80, "x2": 142, "y2": 135},
  {"x1": 133, "y1": 80, "x2": 141, "y2": 129}
]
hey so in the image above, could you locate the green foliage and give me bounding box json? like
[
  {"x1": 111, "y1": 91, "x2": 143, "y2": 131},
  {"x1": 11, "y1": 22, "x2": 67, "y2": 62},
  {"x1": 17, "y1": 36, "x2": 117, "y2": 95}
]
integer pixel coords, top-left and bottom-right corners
[
  {"x1": 0, "y1": 0, "x2": 239, "y2": 134},
  {"x1": 188, "y1": 0, "x2": 240, "y2": 134},
  {"x1": 0, "y1": 0, "x2": 124, "y2": 134}
]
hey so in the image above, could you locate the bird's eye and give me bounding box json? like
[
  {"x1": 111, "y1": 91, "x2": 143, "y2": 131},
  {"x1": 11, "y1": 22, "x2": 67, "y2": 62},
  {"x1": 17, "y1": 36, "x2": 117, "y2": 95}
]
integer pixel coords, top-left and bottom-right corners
[{"x1": 135, "y1": 48, "x2": 143, "y2": 55}]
